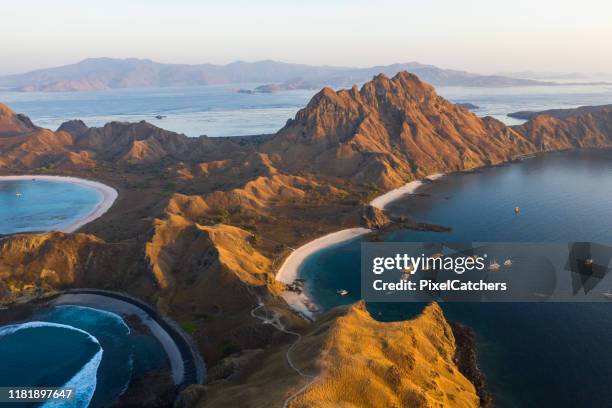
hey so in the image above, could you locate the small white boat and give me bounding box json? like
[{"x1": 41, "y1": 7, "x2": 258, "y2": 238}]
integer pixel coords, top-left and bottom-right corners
[
  {"x1": 15, "y1": 192, "x2": 22, "y2": 197},
  {"x1": 603, "y1": 292, "x2": 612, "y2": 300},
  {"x1": 337, "y1": 289, "x2": 349, "y2": 296},
  {"x1": 503, "y1": 259, "x2": 513, "y2": 267},
  {"x1": 514, "y1": 206, "x2": 520, "y2": 214},
  {"x1": 584, "y1": 259, "x2": 594, "y2": 266},
  {"x1": 488, "y1": 260, "x2": 500, "y2": 271}
]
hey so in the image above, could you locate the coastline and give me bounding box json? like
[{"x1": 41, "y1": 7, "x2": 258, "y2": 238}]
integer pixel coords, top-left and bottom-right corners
[
  {"x1": 276, "y1": 173, "x2": 446, "y2": 316},
  {"x1": 0, "y1": 175, "x2": 118, "y2": 233},
  {"x1": 370, "y1": 173, "x2": 445, "y2": 210},
  {"x1": 276, "y1": 228, "x2": 371, "y2": 317},
  {"x1": 0, "y1": 289, "x2": 205, "y2": 405}
]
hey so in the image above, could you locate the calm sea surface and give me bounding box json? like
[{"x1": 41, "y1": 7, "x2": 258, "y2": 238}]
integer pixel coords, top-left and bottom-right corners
[
  {"x1": 300, "y1": 150, "x2": 612, "y2": 407},
  {"x1": 0, "y1": 180, "x2": 102, "y2": 235},
  {"x1": 0, "y1": 83, "x2": 611, "y2": 136}
]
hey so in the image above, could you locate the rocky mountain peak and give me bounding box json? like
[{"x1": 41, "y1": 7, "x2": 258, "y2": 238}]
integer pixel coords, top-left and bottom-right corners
[{"x1": 0, "y1": 103, "x2": 38, "y2": 136}]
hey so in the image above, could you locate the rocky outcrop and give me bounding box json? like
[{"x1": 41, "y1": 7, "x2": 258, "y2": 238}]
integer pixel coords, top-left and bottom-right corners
[
  {"x1": 264, "y1": 72, "x2": 612, "y2": 189},
  {"x1": 263, "y1": 72, "x2": 534, "y2": 188},
  {"x1": 360, "y1": 204, "x2": 390, "y2": 229},
  {"x1": 0, "y1": 104, "x2": 38, "y2": 136}
]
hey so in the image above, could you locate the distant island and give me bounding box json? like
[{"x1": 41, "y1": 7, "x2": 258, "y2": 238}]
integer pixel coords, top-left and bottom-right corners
[
  {"x1": 508, "y1": 104, "x2": 612, "y2": 120},
  {"x1": 0, "y1": 58, "x2": 553, "y2": 93},
  {"x1": 456, "y1": 102, "x2": 480, "y2": 110}
]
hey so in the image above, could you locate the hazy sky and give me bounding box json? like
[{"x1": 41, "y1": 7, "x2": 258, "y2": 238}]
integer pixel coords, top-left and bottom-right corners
[{"x1": 1, "y1": 0, "x2": 611, "y2": 75}]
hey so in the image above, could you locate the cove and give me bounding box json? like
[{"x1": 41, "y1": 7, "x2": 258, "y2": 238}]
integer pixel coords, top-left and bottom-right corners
[
  {"x1": 0, "y1": 291, "x2": 205, "y2": 407},
  {"x1": 0, "y1": 176, "x2": 117, "y2": 235},
  {"x1": 299, "y1": 149, "x2": 612, "y2": 407}
]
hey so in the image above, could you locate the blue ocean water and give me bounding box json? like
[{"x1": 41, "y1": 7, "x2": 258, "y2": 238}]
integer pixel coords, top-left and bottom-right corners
[
  {"x1": 300, "y1": 149, "x2": 612, "y2": 407},
  {"x1": 0, "y1": 84, "x2": 315, "y2": 137},
  {"x1": 0, "y1": 180, "x2": 103, "y2": 235},
  {"x1": 0, "y1": 83, "x2": 611, "y2": 136},
  {"x1": 0, "y1": 305, "x2": 169, "y2": 408},
  {"x1": 437, "y1": 83, "x2": 612, "y2": 126}
]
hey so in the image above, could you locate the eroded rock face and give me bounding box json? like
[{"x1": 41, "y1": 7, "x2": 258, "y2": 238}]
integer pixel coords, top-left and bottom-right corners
[
  {"x1": 264, "y1": 72, "x2": 612, "y2": 189},
  {"x1": 0, "y1": 104, "x2": 38, "y2": 136},
  {"x1": 263, "y1": 72, "x2": 531, "y2": 188},
  {"x1": 360, "y1": 204, "x2": 390, "y2": 229}
]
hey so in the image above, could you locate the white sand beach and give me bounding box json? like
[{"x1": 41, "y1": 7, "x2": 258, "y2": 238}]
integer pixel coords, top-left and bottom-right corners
[
  {"x1": 0, "y1": 175, "x2": 118, "y2": 233},
  {"x1": 276, "y1": 173, "x2": 445, "y2": 317},
  {"x1": 276, "y1": 228, "x2": 371, "y2": 317},
  {"x1": 370, "y1": 173, "x2": 445, "y2": 210},
  {"x1": 276, "y1": 228, "x2": 372, "y2": 284}
]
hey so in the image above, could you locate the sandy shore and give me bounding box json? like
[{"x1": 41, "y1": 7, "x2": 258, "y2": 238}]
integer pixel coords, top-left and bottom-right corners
[
  {"x1": 277, "y1": 228, "x2": 370, "y2": 317},
  {"x1": 370, "y1": 173, "x2": 445, "y2": 210},
  {"x1": 276, "y1": 173, "x2": 445, "y2": 317},
  {"x1": 0, "y1": 175, "x2": 118, "y2": 233}
]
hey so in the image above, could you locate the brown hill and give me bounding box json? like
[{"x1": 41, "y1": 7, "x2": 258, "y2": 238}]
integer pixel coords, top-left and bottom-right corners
[
  {"x1": 264, "y1": 72, "x2": 612, "y2": 189},
  {"x1": 3, "y1": 73, "x2": 611, "y2": 178},
  {"x1": 0, "y1": 232, "x2": 144, "y2": 300},
  {"x1": 263, "y1": 72, "x2": 532, "y2": 188},
  {"x1": 0, "y1": 109, "x2": 253, "y2": 169},
  {"x1": 514, "y1": 109, "x2": 612, "y2": 150},
  {"x1": 143, "y1": 213, "x2": 307, "y2": 362},
  {"x1": 198, "y1": 302, "x2": 479, "y2": 408},
  {"x1": 0, "y1": 103, "x2": 39, "y2": 136}
]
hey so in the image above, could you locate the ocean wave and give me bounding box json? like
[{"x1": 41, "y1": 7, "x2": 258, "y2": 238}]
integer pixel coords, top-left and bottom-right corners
[
  {"x1": 0, "y1": 321, "x2": 103, "y2": 408},
  {"x1": 42, "y1": 347, "x2": 103, "y2": 408},
  {"x1": 52, "y1": 304, "x2": 131, "y2": 335}
]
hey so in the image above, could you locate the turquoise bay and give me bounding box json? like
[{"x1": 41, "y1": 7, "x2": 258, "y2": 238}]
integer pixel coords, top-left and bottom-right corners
[
  {"x1": 0, "y1": 305, "x2": 170, "y2": 408},
  {"x1": 0, "y1": 179, "x2": 102, "y2": 235}
]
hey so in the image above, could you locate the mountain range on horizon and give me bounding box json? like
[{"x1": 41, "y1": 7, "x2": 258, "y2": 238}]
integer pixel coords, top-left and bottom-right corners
[
  {"x1": 494, "y1": 70, "x2": 612, "y2": 81},
  {"x1": 0, "y1": 57, "x2": 556, "y2": 93}
]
